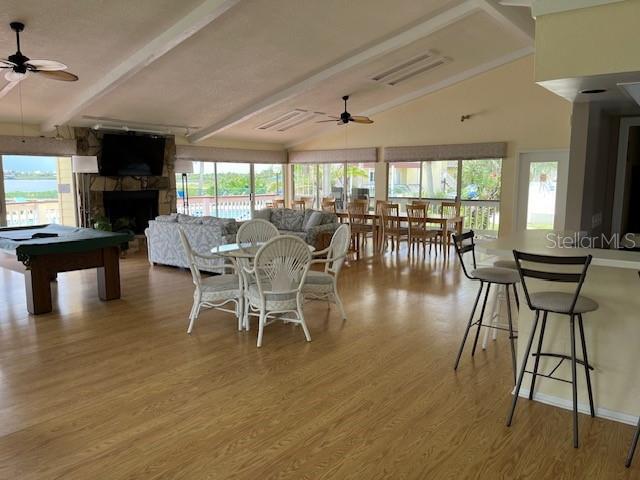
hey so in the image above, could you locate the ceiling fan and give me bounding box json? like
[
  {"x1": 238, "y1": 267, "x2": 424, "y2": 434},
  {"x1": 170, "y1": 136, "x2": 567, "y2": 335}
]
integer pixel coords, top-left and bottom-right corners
[
  {"x1": 0, "y1": 21, "x2": 78, "y2": 97},
  {"x1": 318, "y1": 95, "x2": 373, "y2": 125}
]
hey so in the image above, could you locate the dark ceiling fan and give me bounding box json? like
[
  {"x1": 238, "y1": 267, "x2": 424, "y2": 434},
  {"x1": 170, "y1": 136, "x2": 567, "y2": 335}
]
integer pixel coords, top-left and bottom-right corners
[
  {"x1": 0, "y1": 22, "x2": 79, "y2": 84},
  {"x1": 318, "y1": 95, "x2": 373, "y2": 125}
]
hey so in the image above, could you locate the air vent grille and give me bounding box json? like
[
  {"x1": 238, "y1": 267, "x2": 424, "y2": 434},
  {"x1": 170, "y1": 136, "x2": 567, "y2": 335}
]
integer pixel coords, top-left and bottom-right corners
[
  {"x1": 256, "y1": 109, "x2": 327, "y2": 132},
  {"x1": 372, "y1": 51, "x2": 451, "y2": 86}
]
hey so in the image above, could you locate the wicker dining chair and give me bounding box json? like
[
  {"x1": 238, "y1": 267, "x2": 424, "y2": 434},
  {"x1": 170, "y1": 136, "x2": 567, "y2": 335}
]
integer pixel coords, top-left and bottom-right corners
[
  {"x1": 236, "y1": 219, "x2": 279, "y2": 244},
  {"x1": 243, "y1": 235, "x2": 312, "y2": 347},
  {"x1": 302, "y1": 224, "x2": 351, "y2": 319},
  {"x1": 179, "y1": 228, "x2": 243, "y2": 333}
]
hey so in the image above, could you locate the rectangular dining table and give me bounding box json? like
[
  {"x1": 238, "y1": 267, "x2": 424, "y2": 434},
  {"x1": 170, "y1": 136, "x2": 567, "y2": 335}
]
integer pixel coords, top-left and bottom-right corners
[{"x1": 335, "y1": 210, "x2": 464, "y2": 255}]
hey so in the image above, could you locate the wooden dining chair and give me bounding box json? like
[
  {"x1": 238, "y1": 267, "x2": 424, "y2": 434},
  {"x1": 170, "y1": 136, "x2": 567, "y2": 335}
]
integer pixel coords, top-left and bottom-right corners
[
  {"x1": 381, "y1": 203, "x2": 408, "y2": 253},
  {"x1": 409, "y1": 199, "x2": 429, "y2": 210},
  {"x1": 272, "y1": 198, "x2": 285, "y2": 209},
  {"x1": 440, "y1": 200, "x2": 460, "y2": 217},
  {"x1": 302, "y1": 196, "x2": 315, "y2": 209},
  {"x1": 347, "y1": 200, "x2": 371, "y2": 259},
  {"x1": 406, "y1": 205, "x2": 439, "y2": 256},
  {"x1": 292, "y1": 199, "x2": 306, "y2": 211},
  {"x1": 321, "y1": 197, "x2": 337, "y2": 213},
  {"x1": 439, "y1": 200, "x2": 461, "y2": 251}
]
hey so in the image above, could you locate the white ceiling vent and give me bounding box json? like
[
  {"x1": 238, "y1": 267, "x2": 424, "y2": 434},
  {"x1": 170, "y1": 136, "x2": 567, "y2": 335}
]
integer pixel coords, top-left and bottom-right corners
[
  {"x1": 372, "y1": 51, "x2": 451, "y2": 86},
  {"x1": 256, "y1": 109, "x2": 327, "y2": 132}
]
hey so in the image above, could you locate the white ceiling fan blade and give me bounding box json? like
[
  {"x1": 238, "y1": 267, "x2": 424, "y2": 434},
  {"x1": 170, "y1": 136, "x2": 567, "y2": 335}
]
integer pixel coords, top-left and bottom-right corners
[
  {"x1": 0, "y1": 80, "x2": 22, "y2": 100},
  {"x1": 0, "y1": 59, "x2": 17, "y2": 68},
  {"x1": 26, "y1": 59, "x2": 68, "y2": 71}
]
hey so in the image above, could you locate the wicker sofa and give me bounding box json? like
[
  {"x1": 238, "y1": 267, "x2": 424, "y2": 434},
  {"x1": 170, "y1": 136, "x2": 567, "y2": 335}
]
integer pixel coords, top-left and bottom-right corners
[{"x1": 252, "y1": 208, "x2": 340, "y2": 249}]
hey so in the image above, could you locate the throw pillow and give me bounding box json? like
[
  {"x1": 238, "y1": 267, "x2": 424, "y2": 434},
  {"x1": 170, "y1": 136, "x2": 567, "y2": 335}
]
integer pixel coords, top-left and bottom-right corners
[{"x1": 304, "y1": 211, "x2": 323, "y2": 231}]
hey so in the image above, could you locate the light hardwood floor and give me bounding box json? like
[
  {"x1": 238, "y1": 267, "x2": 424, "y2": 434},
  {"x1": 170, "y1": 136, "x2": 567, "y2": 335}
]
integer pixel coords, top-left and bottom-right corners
[{"x1": 0, "y1": 248, "x2": 637, "y2": 479}]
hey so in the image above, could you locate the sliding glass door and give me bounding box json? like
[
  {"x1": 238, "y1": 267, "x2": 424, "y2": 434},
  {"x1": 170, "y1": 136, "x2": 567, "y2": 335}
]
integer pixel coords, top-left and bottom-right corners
[
  {"x1": 176, "y1": 162, "x2": 284, "y2": 220},
  {"x1": 1, "y1": 155, "x2": 76, "y2": 227}
]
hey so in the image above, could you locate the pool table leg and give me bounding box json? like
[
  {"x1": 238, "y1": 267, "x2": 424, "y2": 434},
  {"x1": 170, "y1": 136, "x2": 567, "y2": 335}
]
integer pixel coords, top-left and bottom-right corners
[
  {"x1": 25, "y1": 260, "x2": 53, "y2": 315},
  {"x1": 97, "y1": 246, "x2": 121, "y2": 301}
]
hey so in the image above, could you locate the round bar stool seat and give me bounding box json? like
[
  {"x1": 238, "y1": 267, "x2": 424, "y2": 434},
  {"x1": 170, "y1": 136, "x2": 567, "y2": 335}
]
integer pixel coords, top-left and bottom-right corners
[
  {"x1": 471, "y1": 267, "x2": 520, "y2": 284},
  {"x1": 482, "y1": 259, "x2": 521, "y2": 351},
  {"x1": 494, "y1": 259, "x2": 518, "y2": 270},
  {"x1": 529, "y1": 292, "x2": 598, "y2": 314}
]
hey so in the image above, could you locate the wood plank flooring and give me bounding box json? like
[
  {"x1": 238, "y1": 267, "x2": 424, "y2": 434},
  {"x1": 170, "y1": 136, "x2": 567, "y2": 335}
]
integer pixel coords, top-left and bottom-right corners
[{"x1": 0, "y1": 248, "x2": 637, "y2": 479}]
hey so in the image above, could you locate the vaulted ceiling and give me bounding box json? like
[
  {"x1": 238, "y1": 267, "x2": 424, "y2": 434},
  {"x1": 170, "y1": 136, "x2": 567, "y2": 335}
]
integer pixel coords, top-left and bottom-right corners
[{"x1": 0, "y1": 0, "x2": 533, "y2": 146}]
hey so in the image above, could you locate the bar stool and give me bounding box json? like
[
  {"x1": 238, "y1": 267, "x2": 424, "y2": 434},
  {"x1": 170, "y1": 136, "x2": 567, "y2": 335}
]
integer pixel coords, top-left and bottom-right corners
[
  {"x1": 453, "y1": 231, "x2": 520, "y2": 383},
  {"x1": 481, "y1": 258, "x2": 520, "y2": 350},
  {"x1": 507, "y1": 251, "x2": 597, "y2": 449}
]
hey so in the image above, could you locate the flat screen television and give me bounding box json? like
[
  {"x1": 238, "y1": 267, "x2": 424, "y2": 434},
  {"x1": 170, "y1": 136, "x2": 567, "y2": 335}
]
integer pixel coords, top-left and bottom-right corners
[{"x1": 99, "y1": 133, "x2": 166, "y2": 176}]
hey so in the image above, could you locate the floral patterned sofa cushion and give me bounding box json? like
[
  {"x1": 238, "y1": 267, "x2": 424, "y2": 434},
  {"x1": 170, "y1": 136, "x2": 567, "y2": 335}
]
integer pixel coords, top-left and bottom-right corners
[
  {"x1": 145, "y1": 215, "x2": 237, "y2": 272},
  {"x1": 251, "y1": 208, "x2": 339, "y2": 248}
]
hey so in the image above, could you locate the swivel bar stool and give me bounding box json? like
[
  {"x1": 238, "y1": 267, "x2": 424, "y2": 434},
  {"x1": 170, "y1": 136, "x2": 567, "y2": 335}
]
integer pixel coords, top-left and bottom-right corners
[
  {"x1": 453, "y1": 231, "x2": 520, "y2": 383},
  {"x1": 507, "y1": 251, "x2": 597, "y2": 449}
]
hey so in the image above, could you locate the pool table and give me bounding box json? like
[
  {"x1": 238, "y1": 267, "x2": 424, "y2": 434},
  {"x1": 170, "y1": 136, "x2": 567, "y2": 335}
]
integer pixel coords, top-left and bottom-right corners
[{"x1": 0, "y1": 224, "x2": 132, "y2": 315}]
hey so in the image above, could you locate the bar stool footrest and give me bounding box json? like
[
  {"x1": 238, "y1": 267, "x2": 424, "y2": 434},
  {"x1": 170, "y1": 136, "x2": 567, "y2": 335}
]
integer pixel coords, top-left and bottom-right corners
[
  {"x1": 471, "y1": 320, "x2": 518, "y2": 338},
  {"x1": 523, "y1": 369, "x2": 574, "y2": 384},
  {"x1": 532, "y1": 352, "x2": 595, "y2": 371}
]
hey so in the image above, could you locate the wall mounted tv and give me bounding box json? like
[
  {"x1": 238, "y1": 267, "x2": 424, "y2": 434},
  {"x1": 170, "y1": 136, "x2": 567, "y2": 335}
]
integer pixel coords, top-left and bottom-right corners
[{"x1": 99, "y1": 133, "x2": 166, "y2": 176}]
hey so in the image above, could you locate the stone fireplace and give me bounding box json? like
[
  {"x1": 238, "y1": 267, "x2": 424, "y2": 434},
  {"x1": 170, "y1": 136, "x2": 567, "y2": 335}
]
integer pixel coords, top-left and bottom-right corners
[
  {"x1": 103, "y1": 190, "x2": 159, "y2": 234},
  {"x1": 74, "y1": 127, "x2": 176, "y2": 230}
]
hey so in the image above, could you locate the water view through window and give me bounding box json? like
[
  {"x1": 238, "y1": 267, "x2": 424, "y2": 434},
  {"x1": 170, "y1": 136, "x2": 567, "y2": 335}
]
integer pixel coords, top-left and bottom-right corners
[{"x1": 1, "y1": 155, "x2": 76, "y2": 227}]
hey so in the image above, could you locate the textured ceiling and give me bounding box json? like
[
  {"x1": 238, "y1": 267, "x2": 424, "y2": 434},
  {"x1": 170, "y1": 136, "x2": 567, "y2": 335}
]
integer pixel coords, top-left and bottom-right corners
[
  {"x1": 0, "y1": 0, "x2": 204, "y2": 124},
  {"x1": 0, "y1": 0, "x2": 533, "y2": 146}
]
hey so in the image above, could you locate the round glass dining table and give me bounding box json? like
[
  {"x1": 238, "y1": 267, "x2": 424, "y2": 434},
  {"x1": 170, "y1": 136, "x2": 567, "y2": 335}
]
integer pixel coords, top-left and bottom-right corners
[
  {"x1": 210, "y1": 242, "x2": 315, "y2": 330},
  {"x1": 210, "y1": 242, "x2": 264, "y2": 259}
]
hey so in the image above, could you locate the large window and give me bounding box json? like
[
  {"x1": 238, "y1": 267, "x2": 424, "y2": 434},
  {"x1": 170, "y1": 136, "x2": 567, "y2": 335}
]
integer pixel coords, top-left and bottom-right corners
[
  {"x1": 347, "y1": 162, "x2": 376, "y2": 203},
  {"x1": 293, "y1": 162, "x2": 376, "y2": 209},
  {"x1": 460, "y1": 159, "x2": 501, "y2": 201},
  {"x1": 292, "y1": 164, "x2": 319, "y2": 207},
  {"x1": 254, "y1": 163, "x2": 284, "y2": 211},
  {"x1": 1, "y1": 155, "x2": 76, "y2": 227},
  {"x1": 421, "y1": 160, "x2": 458, "y2": 199},
  {"x1": 388, "y1": 162, "x2": 420, "y2": 198},
  {"x1": 177, "y1": 162, "x2": 284, "y2": 220},
  {"x1": 319, "y1": 163, "x2": 344, "y2": 208},
  {"x1": 387, "y1": 158, "x2": 503, "y2": 233}
]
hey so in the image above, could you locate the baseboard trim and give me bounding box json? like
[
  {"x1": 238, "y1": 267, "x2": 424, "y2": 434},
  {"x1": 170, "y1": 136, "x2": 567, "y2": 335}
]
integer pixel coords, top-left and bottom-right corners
[{"x1": 515, "y1": 387, "x2": 639, "y2": 426}]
